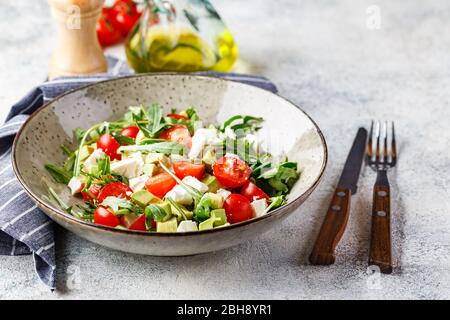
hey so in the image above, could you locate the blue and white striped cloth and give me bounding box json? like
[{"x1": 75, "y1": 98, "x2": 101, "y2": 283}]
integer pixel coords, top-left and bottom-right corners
[{"x1": 0, "y1": 57, "x2": 277, "y2": 290}]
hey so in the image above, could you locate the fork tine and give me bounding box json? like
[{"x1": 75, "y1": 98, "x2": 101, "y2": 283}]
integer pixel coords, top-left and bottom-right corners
[
  {"x1": 367, "y1": 120, "x2": 374, "y2": 160},
  {"x1": 375, "y1": 121, "x2": 381, "y2": 163},
  {"x1": 383, "y1": 121, "x2": 388, "y2": 163},
  {"x1": 390, "y1": 122, "x2": 397, "y2": 165}
]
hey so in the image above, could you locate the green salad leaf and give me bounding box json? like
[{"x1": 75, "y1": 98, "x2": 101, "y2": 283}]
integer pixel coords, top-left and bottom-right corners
[
  {"x1": 257, "y1": 161, "x2": 300, "y2": 195},
  {"x1": 117, "y1": 141, "x2": 187, "y2": 155},
  {"x1": 45, "y1": 164, "x2": 73, "y2": 184}
]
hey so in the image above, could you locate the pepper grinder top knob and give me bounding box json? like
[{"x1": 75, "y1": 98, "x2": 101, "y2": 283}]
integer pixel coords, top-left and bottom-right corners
[{"x1": 48, "y1": 0, "x2": 107, "y2": 80}]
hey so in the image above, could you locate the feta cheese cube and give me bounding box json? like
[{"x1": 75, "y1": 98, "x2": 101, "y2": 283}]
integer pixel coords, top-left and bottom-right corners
[
  {"x1": 129, "y1": 175, "x2": 149, "y2": 192},
  {"x1": 188, "y1": 128, "x2": 221, "y2": 159},
  {"x1": 165, "y1": 185, "x2": 193, "y2": 205},
  {"x1": 110, "y1": 152, "x2": 144, "y2": 178},
  {"x1": 182, "y1": 176, "x2": 208, "y2": 193},
  {"x1": 177, "y1": 220, "x2": 198, "y2": 232},
  {"x1": 251, "y1": 198, "x2": 268, "y2": 217},
  {"x1": 82, "y1": 149, "x2": 105, "y2": 173},
  {"x1": 216, "y1": 188, "x2": 231, "y2": 200},
  {"x1": 68, "y1": 176, "x2": 85, "y2": 195}
]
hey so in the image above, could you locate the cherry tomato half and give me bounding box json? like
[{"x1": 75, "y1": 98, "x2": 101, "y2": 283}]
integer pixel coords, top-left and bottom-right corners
[
  {"x1": 97, "y1": 182, "x2": 133, "y2": 203},
  {"x1": 81, "y1": 183, "x2": 101, "y2": 203},
  {"x1": 94, "y1": 206, "x2": 120, "y2": 227},
  {"x1": 110, "y1": 0, "x2": 141, "y2": 37},
  {"x1": 145, "y1": 172, "x2": 176, "y2": 198},
  {"x1": 173, "y1": 161, "x2": 205, "y2": 180},
  {"x1": 120, "y1": 213, "x2": 147, "y2": 231},
  {"x1": 120, "y1": 125, "x2": 140, "y2": 139},
  {"x1": 240, "y1": 181, "x2": 270, "y2": 203},
  {"x1": 167, "y1": 113, "x2": 189, "y2": 120},
  {"x1": 212, "y1": 156, "x2": 251, "y2": 188},
  {"x1": 159, "y1": 124, "x2": 192, "y2": 148},
  {"x1": 97, "y1": 133, "x2": 121, "y2": 160},
  {"x1": 223, "y1": 194, "x2": 255, "y2": 224},
  {"x1": 96, "y1": 8, "x2": 122, "y2": 47}
]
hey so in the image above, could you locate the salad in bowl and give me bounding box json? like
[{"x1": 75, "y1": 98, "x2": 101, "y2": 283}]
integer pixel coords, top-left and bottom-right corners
[{"x1": 45, "y1": 104, "x2": 300, "y2": 233}]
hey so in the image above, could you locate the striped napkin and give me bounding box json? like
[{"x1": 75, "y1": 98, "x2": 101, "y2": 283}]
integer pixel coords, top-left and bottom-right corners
[{"x1": 0, "y1": 57, "x2": 277, "y2": 290}]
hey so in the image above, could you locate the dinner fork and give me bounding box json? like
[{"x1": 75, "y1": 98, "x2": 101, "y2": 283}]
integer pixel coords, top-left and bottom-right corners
[{"x1": 367, "y1": 121, "x2": 397, "y2": 274}]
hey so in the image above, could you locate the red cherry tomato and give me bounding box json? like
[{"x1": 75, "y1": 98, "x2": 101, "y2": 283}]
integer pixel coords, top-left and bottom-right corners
[
  {"x1": 97, "y1": 133, "x2": 121, "y2": 160},
  {"x1": 212, "y1": 156, "x2": 252, "y2": 188},
  {"x1": 172, "y1": 161, "x2": 205, "y2": 180},
  {"x1": 97, "y1": 182, "x2": 133, "y2": 203},
  {"x1": 120, "y1": 213, "x2": 147, "y2": 231},
  {"x1": 81, "y1": 183, "x2": 101, "y2": 203},
  {"x1": 120, "y1": 125, "x2": 140, "y2": 139},
  {"x1": 96, "y1": 8, "x2": 122, "y2": 47},
  {"x1": 240, "y1": 181, "x2": 270, "y2": 203},
  {"x1": 223, "y1": 194, "x2": 255, "y2": 224},
  {"x1": 145, "y1": 172, "x2": 176, "y2": 198},
  {"x1": 159, "y1": 124, "x2": 192, "y2": 148},
  {"x1": 110, "y1": 0, "x2": 141, "y2": 37},
  {"x1": 167, "y1": 113, "x2": 189, "y2": 120},
  {"x1": 94, "y1": 206, "x2": 120, "y2": 227}
]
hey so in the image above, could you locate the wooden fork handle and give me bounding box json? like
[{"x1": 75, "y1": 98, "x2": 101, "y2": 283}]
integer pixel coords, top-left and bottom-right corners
[
  {"x1": 309, "y1": 188, "x2": 351, "y2": 265},
  {"x1": 369, "y1": 171, "x2": 393, "y2": 274}
]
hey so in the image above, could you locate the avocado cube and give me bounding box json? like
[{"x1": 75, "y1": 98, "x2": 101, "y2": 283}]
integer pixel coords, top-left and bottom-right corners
[
  {"x1": 199, "y1": 217, "x2": 215, "y2": 230},
  {"x1": 158, "y1": 202, "x2": 173, "y2": 222},
  {"x1": 202, "y1": 149, "x2": 216, "y2": 166},
  {"x1": 211, "y1": 209, "x2": 227, "y2": 226},
  {"x1": 131, "y1": 190, "x2": 155, "y2": 207},
  {"x1": 201, "y1": 174, "x2": 222, "y2": 193},
  {"x1": 145, "y1": 153, "x2": 170, "y2": 167},
  {"x1": 170, "y1": 204, "x2": 193, "y2": 221},
  {"x1": 115, "y1": 208, "x2": 130, "y2": 216},
  {"x1": 156, "y1": 217, "x2": 178, "y2": 233}
]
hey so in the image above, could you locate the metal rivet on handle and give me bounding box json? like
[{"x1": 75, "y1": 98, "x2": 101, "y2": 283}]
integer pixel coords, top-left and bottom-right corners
[
  {"x1": 332, "y1": 205, "x2": 341, "y2": 211},
  {"x1": 377, "y1": 210, "x2": 386, "y2": 217},
  {"x1": 377, "y1": 191, "x2": 387, "y2": 197},
  {"x1": 337, "y1": 191, "x2": 346, "y2": 197}
]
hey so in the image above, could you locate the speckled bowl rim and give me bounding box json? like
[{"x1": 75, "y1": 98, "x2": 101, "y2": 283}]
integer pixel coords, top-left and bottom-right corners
[{"x1": 12, "y1": 72, "x2": 328, "y2": 237}]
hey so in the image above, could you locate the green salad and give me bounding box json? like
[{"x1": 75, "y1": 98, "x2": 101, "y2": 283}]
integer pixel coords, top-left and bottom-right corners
[{"x1": 45, "y1": 104, "x2": 300, "y2": 232}]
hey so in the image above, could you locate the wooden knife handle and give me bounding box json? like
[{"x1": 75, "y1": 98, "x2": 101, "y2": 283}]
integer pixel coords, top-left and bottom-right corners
[
  {"x1": 309, "y1": 188, "x2": 351, "y2": 265},
  {"x1": 368, "y1": 171, "x2": 392, "y2": 274}
]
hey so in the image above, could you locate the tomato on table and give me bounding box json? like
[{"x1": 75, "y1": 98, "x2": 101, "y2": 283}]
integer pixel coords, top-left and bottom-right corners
[
  {"x1": 110, "y1": 0, "x2": 141, "y2": 37},
  {"x1": 120, "y1": 213, "x2": 147, "y2": 231},
  {"x1": 240, "y1": 181, "x2": 270, "y2": 203},
  {"x1": 173, "y1": 161, "x2": 205, "y2": 180},
  {"x1": 159, "y1": 124, "x2": 192, "y2": 148},
  {"x1": 120, "y1": 125, "x2": 140, "y2": 139},
  {"x1": 145, "y1": 172, "x2": 176, "y2": 198},
  {"x1": 167, "y1": 113, "x2": 189, "y2": 120},
  {"x1": 81, "y1": 183, "x2": 101, "y2": 203},
  {"x1": 94, "y1": 206, "x2": 120, "y2": 227},
  {"x1": 212, "y1": 156, "x2": 251, "y2": 188},
  {"x1": 97, "y1": 133, "x2": 121, "y2": 160},
  {"x1": 97, "y1": 182, "x2": 133, "y2": 203},
  {"x1": 97, "y1": 8, "x2": 122, "y2": 47},
  {"x1": 223, "y1": 194, "x2": 255, "y2": 224}
]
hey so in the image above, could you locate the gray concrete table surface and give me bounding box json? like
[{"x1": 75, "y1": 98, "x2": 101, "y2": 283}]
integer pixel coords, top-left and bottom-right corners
[{"x1": 1, "y1": 0, "x2": 449, "y2": 299}]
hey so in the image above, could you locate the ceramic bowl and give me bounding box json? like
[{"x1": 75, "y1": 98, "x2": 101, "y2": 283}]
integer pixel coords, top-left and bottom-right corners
[{"x1": 13, "y1": 74, "x2": 327, "y2": 256}]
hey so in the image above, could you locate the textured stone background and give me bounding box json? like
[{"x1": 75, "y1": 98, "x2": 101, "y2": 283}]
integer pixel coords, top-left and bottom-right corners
[{"x1": 1, "y1": 0, "x2": 450, "y2": 299}]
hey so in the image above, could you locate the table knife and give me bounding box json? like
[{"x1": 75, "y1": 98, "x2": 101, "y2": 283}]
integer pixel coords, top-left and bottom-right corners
[{"x1": 309, "y1": 127, "x2": 368, "y2": 265}]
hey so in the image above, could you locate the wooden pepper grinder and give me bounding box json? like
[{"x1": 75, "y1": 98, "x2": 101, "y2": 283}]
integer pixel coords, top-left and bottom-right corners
[{"x1": 48, "y1": 0, "x2": 107, "y2": 80}]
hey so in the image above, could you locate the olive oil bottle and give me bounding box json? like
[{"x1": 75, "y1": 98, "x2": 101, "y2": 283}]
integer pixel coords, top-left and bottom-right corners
[{"x1": 125, "y1": 0, "x2": 238, "y2": 73}]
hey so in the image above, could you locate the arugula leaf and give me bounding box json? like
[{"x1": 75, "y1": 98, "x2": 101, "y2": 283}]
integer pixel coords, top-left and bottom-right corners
[
  {"x1": 117, "y1": 142, "x2": 187, "y2": 155},
  {"x1": 166, "y1": 198, "x2": 188, "y2": 221},
  {"x1": 257, "y1": 161, "x2": 300, "y2": 195},
  {"x1": 45, "y1": 164, "x2": 73, "y2": 184},
  {"x1": 145, "y1": 204, "x2": 167, "y2": 222},
  {"x1": 220, "y1": 115, "x2": 263, "y2": 135},
  {"x1": 265, "y1": 195, "x2": 286, "y2": 213},
  {"x1": 101, "y1": 196, "x2": 133, "y2": 212},
  {"x1": 95, "y1": 154, "x2": 110, "y2": 176},
  {"x1": 114, "y1": 135, "x2": 135, "y2": 145},
  {"x1": 74, "y1": 128, "x2": 86, "y2": 142}
]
